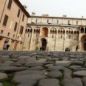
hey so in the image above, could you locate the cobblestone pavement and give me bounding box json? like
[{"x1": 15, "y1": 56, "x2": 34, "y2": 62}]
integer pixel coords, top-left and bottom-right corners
[{"x1": 0, "y1": 51, "x2": 86, "y2": 86}]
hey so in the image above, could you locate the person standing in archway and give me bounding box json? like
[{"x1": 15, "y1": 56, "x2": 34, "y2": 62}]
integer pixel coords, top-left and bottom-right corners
[{"x1": 3, "y1": 40, "x2": 10, "y2": 50}]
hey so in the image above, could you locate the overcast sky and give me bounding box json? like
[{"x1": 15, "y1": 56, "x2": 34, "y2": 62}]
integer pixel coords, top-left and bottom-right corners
[{"x1": 20, "y1": 0, "x2": 86, "y2": 18}]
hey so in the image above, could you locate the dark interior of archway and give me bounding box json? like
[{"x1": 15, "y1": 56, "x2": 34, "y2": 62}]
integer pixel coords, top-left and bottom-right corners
[
  {"x1": 83, "y1": 39, "x2": 86, "y2": 50},
  {"x1": 40, "y1": 38, "x2": 47, "y2": 51},
  {"x1": 81, "y1": 28, "x2": 84, "y2": 33}
]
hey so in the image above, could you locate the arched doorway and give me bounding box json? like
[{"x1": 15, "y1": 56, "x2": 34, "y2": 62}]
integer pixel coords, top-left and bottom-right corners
[
  {"x1": 81, "y1": 35, "x2": 86, "y2": 51},
  {"x1": 40, "y1": 38, "x2": 47, "y2": 51},
  {"x1": 41, "y1": 27, "x2": 48, "y2": 37},
  {"x1": 3, "y1": 39, "x2": 10, "y2": 50},
  {"x1": 65, "y1": 48, "x2": 70, "y2": 52}
]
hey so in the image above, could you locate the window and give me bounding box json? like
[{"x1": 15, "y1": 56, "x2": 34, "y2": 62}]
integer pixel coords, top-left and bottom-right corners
[
  {"x1": 68, "y1": 20, "x2": 71, "y2": 25},
  {"x1": 76, "y1": 21, "x2": 78, "y2": 25},
  {"x1": 36, "y1": 18, "x2": 37, "y2": 24},
  {"x1": 34, "y1": 29, "x2": 36, "y2": 33},
  {"x1": 3, "y1": 15, "x2": 8, "y2": 26},
  {"x1": 30, "y1": 29, "x2": 32, "y2": 33},
  {"x1": 25, "y1": 29, "x2": 28, "y2": 33},
  {"x1": 0, "y1": 36, "x2": 3, "y2": 40},
  {"x1": 17, "y1": 9, "x2": 20, "y2": 17},
  {"x1": 22, "y1": 14, "x2": 25, "y2": 21},
  {"x1": 28, "y1": 34, "x2": 29, "y2": 37},
  {"x1": 20, "y1": 26, "x2": 24, "y2": 34},
  {"x1": 85, "y1": 28, "x2": 86, "y2": 33},
  {"x1": 13, "y1": 34, "x2": 15, "y2": 37},
  {"x1": 7, "y1": 32, "x2": 10, "y2": 36},
  {"x1": 47, "y1": 19, "x2": 49, "y2": 23},
  {"x1": 7, "y1": 0, "x2": 12, "y2": 9},
  {"x1": 14, "y1": 22, "x2": 17, "y2": 31},
  {"x1": 81, "y1": 27, "x2": 84, "y2": 33},
  {"x1": 0, "y1": 30, "x2": 3, "y2": 34},
  {"x1": 57, "y1": 20, "x2": 59, "y2": 24}
]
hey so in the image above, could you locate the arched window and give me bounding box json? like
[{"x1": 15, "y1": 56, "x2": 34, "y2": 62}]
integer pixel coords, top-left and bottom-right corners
[
  {"x1": 58, "y1": 30, "x2": 61, "y2": 34},
  {"x1": 61, "y1": 30, "x2": 62, "y2": 34},
  {"x1": 34, "y1": 29, "x2": 36, "y2": 33},
  {"x1": 74, "y1": 31, "x2": 77, "y2": 34},
  {"x1": 76, "y1": 31, "x2": 79, "y2": 34},
  {"x1": 63, "y1": 30, "x2": 65, "y2": 34},
  {"x1": 54, "y1": 30, "x2": 57, "y2": 34},
  {"x1": 81, "y1": 27, "x2": 84, "y2": 33},
  {"x1": 70, "y1": 31, "x2": 73, "y2": 34},
  {"x1": 52, "y1": 30, "x2": 54, "y2": 34},
  {"x1": 38, "y1": 29, "x2": 40, "y2": 33},
  {"x1": 50, "y1": 30, "x2": 52, "y2": 34},
  {"x1": 30, "y1": 29, "x2": 32, "y2": 33},
  {"x1": 69, "y1": 31, "x2": 71, "y2": 34},
  {"x1": 65, "y1": 48, "x2": 70, "y2": 52},
  {"x1": 66, "y1": 31, "x2": 69, "y2": 34},
  {"x1": 85, "y1": 27, "x2": 86, "y2": 33},
  {"x1": 36, "y1": 29, "x2": 38, "y2": 33}
]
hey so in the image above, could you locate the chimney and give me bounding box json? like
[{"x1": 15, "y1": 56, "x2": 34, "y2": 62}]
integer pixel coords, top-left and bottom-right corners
[
  {"x1": 63, "y1": 15, "x2": 67, "y2": 17},
  {"x1": 32, "y1": 12, "x2": 36, "y2": 16}
]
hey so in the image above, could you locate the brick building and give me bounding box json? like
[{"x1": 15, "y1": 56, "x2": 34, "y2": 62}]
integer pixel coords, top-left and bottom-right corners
[{"x1": 0, "y1": 0, "x2": 30, "y2": 51}]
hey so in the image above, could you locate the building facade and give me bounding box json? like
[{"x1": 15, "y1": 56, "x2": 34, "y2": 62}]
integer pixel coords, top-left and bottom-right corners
[
  {"x1": 0, "y1": 0, "x2": 30, "y2": 51},
  {"x1": 24, "y1": 15, "x2": 86, "y2": 52}
]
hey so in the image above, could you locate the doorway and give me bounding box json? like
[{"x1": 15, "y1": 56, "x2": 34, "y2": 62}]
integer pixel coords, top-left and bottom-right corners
[
  {"x1": 40, "y1": 38, "x2": 47, "y2": 51},
  {"x1": 83, "y1": 39, "x2": 86, "y2": 50},
  {"x1": 81, "y1": 35, "x2": 86, "y2": 51}
]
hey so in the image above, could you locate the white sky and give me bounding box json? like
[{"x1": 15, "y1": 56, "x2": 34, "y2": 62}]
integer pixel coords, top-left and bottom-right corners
[{"x1": 20, "y1": 0, "x2": 86, "y2": 18}]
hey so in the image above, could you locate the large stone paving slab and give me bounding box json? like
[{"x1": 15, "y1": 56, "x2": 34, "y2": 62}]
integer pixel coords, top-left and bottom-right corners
[
  {"x1": 62, "y1": 78, "x2": 83, "y2": 86},
  {"x1": 73, "y1": 70, "x2": 86, "y2": 77},
  {"x1": 55, "y1": 61, "x2": 71, "y2": 67},
  {"x1": 0, "y1": 83, "x2": 3, "y2": 86},
  {"x1": 69, "y1": 65, "x2": 82, "y2": 71},
  {"x1": 0, "y1": 66, "x2": 27, "y2": 73},
  {"x1": 63, "y1": 68, "x2": 72, "y2": 79},
  {"x1": 47, "y1": 65, "x2": 65, "y2": 71},
  {"x1": 82, "y1": 77, "x2": 86, "y2": 86},
  {"x1": 47, "y1": 70, "x2": 62, "y2": 78},
  {"x1": 13, "y1": 70, "x2": 46, "y2": 83},
  {"x1": 38, "y1": 79, "x2": 60, "y2": 86},
  {"x1": 0, "y1": 72, "x2": 8, "y2": 80},
  {"x1": 14, "y1": 70, "x2": 46, "y2": 75},
  {"x1": 17, "y1": 80, "x2": 37, "y2": 86}
]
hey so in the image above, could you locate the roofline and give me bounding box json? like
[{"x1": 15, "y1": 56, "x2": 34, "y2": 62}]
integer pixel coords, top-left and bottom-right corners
[
  {"x1": 28, "y1": 24, "x2": 81, "y2": 28},
  {"x1": 30, "y1": 16, "x2": 86, "y2": 20},
  {"x1": 14, "y1": 0, "x2": 30, "y2": 17}
]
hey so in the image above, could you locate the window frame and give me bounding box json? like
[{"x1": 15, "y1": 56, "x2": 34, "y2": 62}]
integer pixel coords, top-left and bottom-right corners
[
  {"x1": 3, "y1": 15, "x2": 8, "y2": 26},
  {"x1": 7, "y1": 0, "x2": 12, "y2": 9}
]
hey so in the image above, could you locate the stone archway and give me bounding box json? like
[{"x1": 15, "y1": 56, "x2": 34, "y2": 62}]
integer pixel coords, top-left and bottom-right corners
[
  {"x1": 41, "y1": 27, "x2": 48, "y2": 37},
  {"x1": 40, "y1": 38, "x2": 47, "y2": 51},
  {"x1": 81, "y1": 35, "x2": 86, "y2": 51},
  {"x1": 65, "y1": 48, "x2": 70, "y2": 52}
]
